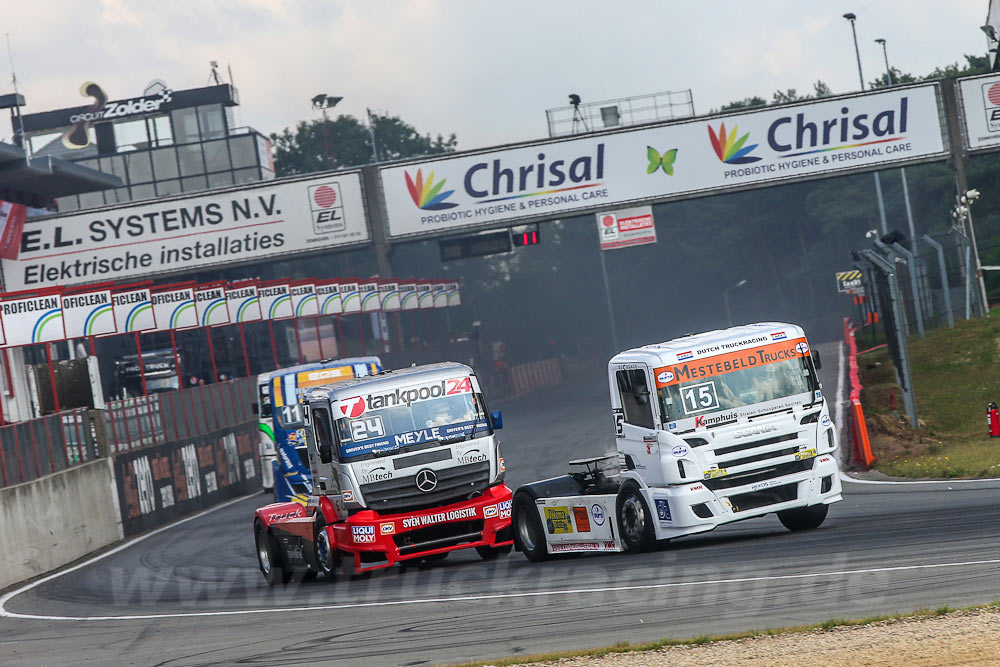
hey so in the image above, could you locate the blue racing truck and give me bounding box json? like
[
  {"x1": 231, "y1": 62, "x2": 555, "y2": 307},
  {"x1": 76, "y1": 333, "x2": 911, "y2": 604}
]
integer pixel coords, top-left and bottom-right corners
[{"x1": 257, "y1": 357, "x2": 382, "y2": 502}]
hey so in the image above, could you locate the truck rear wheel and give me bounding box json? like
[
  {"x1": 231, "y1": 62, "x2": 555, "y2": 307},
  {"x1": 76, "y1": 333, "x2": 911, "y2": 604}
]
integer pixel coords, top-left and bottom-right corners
[
  {"x1": 255, "y1": 522, "x2": 291, "y2": 586},
  {"x1": 616, "y1": 482, "x2": 656, "y2": 552},
  {"x1": 777, "y1": 503, "x2": 829, "y2": 531},
  {"x1": 513, "y1": 493, "x2": 548, "y2": 562}
]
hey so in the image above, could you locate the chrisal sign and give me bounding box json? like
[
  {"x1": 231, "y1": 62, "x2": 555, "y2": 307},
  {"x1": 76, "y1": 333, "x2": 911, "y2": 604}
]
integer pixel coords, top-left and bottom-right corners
[
  {"x1": 655, "y1": 338, "x2": 809, "y2": 388},
  {"x1": 61, "y1": 289, "x2": 116, "y2": 338}
]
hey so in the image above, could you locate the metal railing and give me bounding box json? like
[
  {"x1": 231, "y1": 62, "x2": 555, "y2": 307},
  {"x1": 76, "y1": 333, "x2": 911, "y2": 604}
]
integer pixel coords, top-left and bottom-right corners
[{"x1": 0, "y1": 408, "x2": 96, "y2": 487}]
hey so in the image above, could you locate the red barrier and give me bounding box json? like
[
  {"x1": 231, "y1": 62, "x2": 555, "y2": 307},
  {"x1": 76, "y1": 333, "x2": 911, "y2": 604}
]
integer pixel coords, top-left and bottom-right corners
[{"x1": 844, "y1": 317, "x2": 876, "y2": 469}]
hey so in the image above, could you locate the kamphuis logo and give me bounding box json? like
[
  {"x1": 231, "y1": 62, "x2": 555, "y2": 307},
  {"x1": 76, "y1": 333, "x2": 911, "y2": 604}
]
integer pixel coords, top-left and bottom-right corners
[
  {"x1": 708, "y1": 122, "x2": 761, "y2": 164},
  {"x1": 405, "y1": 169, "x2": 457, "y2": 210}
]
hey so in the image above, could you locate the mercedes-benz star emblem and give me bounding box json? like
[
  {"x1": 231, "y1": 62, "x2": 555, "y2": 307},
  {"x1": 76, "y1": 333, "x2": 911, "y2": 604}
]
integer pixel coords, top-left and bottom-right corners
[{"x1": 415, "y1": 468, "x2": 438, "y2": 492}]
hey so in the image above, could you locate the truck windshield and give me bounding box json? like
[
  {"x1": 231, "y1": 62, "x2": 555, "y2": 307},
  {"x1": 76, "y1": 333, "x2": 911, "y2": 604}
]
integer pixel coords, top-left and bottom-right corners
[
  {"x1": 335, "y1": 387, "x2": 489, "y2": 460},
  {"x1": 657, "y1": 352, "x2": 818, "y2": 425}
]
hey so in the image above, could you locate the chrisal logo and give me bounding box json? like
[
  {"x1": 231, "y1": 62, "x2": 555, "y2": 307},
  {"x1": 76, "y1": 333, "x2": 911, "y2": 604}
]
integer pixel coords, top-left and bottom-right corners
[{"x1": 340, "y1": 396, "x2": 366, "y2": 418}]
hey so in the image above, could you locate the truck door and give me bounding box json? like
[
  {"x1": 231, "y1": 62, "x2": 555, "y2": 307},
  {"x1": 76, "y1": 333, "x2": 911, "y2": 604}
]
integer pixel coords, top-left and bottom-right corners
[
  {"x1": 308, "y1": 403, "x2": 342, "y2": 501},
  {"x1": 615, "y1": 367, "x2": 664, "y2": 485}
]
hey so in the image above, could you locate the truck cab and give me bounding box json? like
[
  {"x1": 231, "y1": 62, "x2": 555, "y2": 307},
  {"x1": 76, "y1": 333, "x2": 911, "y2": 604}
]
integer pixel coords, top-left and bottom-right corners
[
  {"x1": 253, "y1": 362, "x2": 513, "y2": 583},
  {"x1": 512, "y1": 323, "x2": 842, "y2": 559}
]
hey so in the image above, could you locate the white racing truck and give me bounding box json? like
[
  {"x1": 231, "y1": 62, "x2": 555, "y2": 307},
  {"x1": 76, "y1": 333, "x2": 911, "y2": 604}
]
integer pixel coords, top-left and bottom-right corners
[{"x1": 511, "y1": 322, "x2": 842, "y2": 559}]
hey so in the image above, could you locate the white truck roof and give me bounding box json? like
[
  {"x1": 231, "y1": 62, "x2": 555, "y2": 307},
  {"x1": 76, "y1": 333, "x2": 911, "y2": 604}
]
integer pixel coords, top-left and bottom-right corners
[
  {"x1": 306, "y1": 362, "x2": 474, "y2": 401},
  {"x1": 610, "y1": 322, "x2": 807, "y2": 368}
]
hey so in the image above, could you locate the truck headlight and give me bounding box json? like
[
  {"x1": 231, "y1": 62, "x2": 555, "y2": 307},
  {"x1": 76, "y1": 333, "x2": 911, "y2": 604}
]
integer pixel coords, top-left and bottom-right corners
[{"x1": 494, "y1": 444, "x2": 506, "y2": 484}]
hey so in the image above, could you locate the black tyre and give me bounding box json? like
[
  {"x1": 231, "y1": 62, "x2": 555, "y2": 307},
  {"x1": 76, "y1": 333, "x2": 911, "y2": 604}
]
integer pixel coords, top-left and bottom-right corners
[
  {"x1": 476, "y1": 543, "x2": 513, "y2": 560},
  {"x1": 513, "y1": 493, "x2": 548, "y2": 562},
  {"x1": 421, "y1": 552, "x2": 450, "y2": 563},
  {"x1": 616, "y1": 482, "x2": 656, "y2": 552},
  {"x1": 315, "y1": 522, "x2": 338, "y2": 582},
  {"x1": 255, "y1": 522, "x2": 291, "y2": 586},
  {"x1": 777, "y1": 503, "x2": 829, "y2": 531}
]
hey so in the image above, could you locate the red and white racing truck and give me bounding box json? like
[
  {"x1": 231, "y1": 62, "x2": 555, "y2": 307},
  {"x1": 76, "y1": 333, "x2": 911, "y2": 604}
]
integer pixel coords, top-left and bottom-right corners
[
  {"x1": 253, "y1": 362, "x2": 512, "y2": 583},
  {"x1": 512, "y1": 323, "x2": 843, "y2": 559}
]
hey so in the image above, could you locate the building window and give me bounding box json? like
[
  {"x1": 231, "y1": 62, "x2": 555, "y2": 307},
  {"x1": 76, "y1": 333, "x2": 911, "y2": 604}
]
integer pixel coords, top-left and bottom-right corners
[
  {"x1": 171, "y1": 107, "x2": 200, "y2": 144},
  {"x1": 229, "y1": 135, "x2": 257, "y2": 169},
  {"x1": 114, "y1": 118, "x2": 150, "y2": 151},
  {"x1": 207, "y1": 171, "x2": 234, "y2": 188},
  {"x1": 203, "y1": 139, "x2": 231, "y2": 173},
  {"x1": 125, "y1": 152, "x2": 153, "y2": 183},
  {"x1": 151, "y1": 146, "x2": 179, "y2": 180},
  {"x1": 197, "y1": 104, "x2": 226, "y2": 140},
  {"x1": 177, "y1": 144, "x2": 205, "y2": 177},
  {"x1": 181, "y1": 175, "x2": 208, "y2": 192},
  {"x1": 156, "y1": 179, "x2": 182, "y2": 196},
  {"x1": 234, "y1": 167, "x2": 261, "y2": 184},
  {"x1": 150, "y1": 115, "x2": 173, "y2": 147}
]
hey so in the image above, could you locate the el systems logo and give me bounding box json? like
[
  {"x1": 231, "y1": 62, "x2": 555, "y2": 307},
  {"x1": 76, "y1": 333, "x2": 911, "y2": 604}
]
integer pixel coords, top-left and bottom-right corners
[
  {"x1": 307, "y1": 182, "x2": 347, "y2": 234},
  {"x1": 708, "y1": 123, "x2": 761, "y2": 164},
  {"x1": 405, "y1": 169, "x2": 457, "y2": 210}
]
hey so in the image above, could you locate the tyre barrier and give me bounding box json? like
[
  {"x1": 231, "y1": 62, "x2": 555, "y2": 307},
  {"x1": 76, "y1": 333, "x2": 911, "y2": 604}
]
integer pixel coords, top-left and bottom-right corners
[
  {"x1": 508, "y1": 359, "x2": 563, "y2": 396},
  {"x1": 844, "y1": 318, "x2": 876, "y2": 469}
]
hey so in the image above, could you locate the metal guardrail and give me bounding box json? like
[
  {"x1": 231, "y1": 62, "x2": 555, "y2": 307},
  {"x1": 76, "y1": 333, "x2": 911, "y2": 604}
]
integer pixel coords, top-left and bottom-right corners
[{"x1": 0, "y1": 408, "x2": 95, "y2": 488}]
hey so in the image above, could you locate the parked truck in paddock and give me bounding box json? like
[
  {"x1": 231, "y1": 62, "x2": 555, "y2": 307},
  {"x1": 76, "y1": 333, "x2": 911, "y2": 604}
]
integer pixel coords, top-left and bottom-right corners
[
  {"x1": 253, "y1": 362, "x2": 513, "y2": 584},
  {"x1": 512, "y1": 323, "x2": 842, "y2": 560}
]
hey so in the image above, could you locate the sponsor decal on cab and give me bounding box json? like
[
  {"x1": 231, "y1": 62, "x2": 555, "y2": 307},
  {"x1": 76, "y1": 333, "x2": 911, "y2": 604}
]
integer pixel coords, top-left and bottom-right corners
[{"x1": 352, "y1": 525, "x2": 376, "y2": 543}]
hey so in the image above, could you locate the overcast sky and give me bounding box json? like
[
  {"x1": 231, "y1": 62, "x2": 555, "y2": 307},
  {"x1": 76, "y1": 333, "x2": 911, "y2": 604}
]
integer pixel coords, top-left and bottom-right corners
[{"x1": 2, "y1": 1, "x2": 992, "y2": 151}]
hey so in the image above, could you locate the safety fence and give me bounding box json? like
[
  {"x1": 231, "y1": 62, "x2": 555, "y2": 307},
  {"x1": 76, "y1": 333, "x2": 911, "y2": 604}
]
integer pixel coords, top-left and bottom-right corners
[
  {"x1": 508, "y1": 359, "x2": 563, "y2": 396},
  {"x1": 844, "y1": 318, "x2": 876, "y2": 469},
  {"x1": 101, "y1": 377, "x2": 256, "y2": 454},
  {"x1": 0, "y1": 408, "x2": 95, "y2": 487}
]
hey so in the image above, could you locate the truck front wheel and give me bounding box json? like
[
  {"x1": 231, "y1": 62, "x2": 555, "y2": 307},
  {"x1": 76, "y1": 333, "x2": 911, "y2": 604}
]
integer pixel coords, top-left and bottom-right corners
[
  {"x1": 316, "y1": 523, "x2": 337, "y2": 581},
  {"x1": 777, "y1": 503, "x2": 829, "y2": 531},
  {"x1": 255, "y1": 522, "x2": 291, "y2": 586},
  {"x1": 616, "y1": 482, "x2": 656, "y2": 552},
  {"x1": 513, "y1": 493, "x2": 548, "y2": 562}
]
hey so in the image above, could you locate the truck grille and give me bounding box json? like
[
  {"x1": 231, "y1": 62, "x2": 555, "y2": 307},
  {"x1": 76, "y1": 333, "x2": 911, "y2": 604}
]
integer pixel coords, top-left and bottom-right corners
[
  {"x1": 704, "y1": 458, "x2": 812, "y2": 491},
  {"x1": 360, "y1": 461, "x2": 491, "y2": 513},
  {"x1": 394, "y1": 520, "x2": 484, "y2": 555}
]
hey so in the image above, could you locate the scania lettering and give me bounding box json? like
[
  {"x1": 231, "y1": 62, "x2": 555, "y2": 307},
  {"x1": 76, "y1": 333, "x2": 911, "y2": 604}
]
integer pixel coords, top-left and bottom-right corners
[
  {"x1": 511, "y1": 322, "x2": 842, "y2": 560},
  {"x1": 256, "y1": 357, "x2": 381, "y2": 496},
  {"x1": 253, "y1": 362, "x2": 513, "y2": 583}
]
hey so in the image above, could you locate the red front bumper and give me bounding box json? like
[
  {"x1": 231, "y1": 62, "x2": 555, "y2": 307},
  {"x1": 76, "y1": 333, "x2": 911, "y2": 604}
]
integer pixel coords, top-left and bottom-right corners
[{"x1": 331, "y1": 484, "x2": 513, "y2": 572}]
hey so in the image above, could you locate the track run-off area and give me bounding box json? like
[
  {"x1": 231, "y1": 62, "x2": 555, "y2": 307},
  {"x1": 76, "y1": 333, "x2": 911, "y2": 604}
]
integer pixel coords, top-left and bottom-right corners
[{"x1": 3, "y1": 341, "x2": 1000, "y2": 666}]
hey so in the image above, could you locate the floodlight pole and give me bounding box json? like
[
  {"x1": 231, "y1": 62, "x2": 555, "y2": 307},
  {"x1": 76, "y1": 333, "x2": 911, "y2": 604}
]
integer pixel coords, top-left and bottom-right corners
[{"x1": 844, "y1": 13, "x2": 889, "y2": 236}]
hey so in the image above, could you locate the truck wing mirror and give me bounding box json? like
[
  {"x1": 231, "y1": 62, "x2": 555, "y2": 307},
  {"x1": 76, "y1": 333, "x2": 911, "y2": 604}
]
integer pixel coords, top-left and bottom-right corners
[
  {"x1": 318, "y1": 443, "x2": 333, "y2": 464},
  {"x1": 251, "y1": 402, "x2": 259, "y2": 416},
  {"x1": 490, "y1": 410, "x2": 503, "y2": 430},
  {"x1": 811, "y1": 350, "x2": 822, "y2": 370}
]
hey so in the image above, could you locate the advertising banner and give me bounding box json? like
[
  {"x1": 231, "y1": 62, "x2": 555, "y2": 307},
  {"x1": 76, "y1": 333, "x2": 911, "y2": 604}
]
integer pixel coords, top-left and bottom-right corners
[
  {"x1": 597, "y1": 205, "x2": 657, "y2": 250},
  {"x1": 194, "y1": 285, "x2": 230, "y2": 327},
  {"x1": 340, "y1": 281, "x2": 361, "y2": 313},
  {"x1": 290, "y1": 282, "x2": 319, "y2": 317},
  {"x1": 316, "y1": 281, "x2": 342, "y2": 315},
  {"x1": 958, "y1": 73, "x2": 1000, "y2": 150},
  {"x1": 417, "y1": 282, "x2": 434, "y2": 309},
  {"x1": 0, "y1": 200, "x2": 27, "y2": 260},
  {"x1": 433, "y1": 282, "x2": 448, "y2": 308},
  {"x1": 446, "y1": 281, "x2": 461, "y2": 307},
  {"x1": 379, "y1": 281, "x2": 401, "y2": 311},
  {"x1": 359, "y1": 280, "x2": 381, "y2": 312},
  {"x1": 3, "y1": 172, "x2": 369, "y2": 291},
  {"x1": 61, "y1": 289, "x2": 116, "y2": 338},
  {"x1": 399, "y1": 282, "x2": 419, "y2": 310},
  {"x1": 225, "y1": 283, "x2": 262, "y2": 323},
  {"x1": 379, "y1": 85, "x2": 946, "y2": 238},
  {"x1": 109, "y1": 287, "x2": 155, "y2": 334},
  {"x1": 0, "y1": 293, "x2": 62, "y2": 345},
  {"x1": 152, "y1": 287, "x2": 196, "y2": 331},
  {"x1": 258, "y1": 283, "x2": 293, "y2": 320}
]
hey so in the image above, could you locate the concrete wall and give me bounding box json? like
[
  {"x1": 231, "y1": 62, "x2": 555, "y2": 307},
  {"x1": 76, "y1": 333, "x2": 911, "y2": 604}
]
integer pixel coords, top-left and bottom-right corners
[{"x1": 0, "y1": 458, "x2": 122, "y2": 590}]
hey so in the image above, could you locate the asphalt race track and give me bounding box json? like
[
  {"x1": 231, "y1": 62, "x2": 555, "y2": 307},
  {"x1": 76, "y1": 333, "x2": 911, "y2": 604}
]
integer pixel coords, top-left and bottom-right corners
[{"x1": 4, "y1": 341, "x2": 1000, "y2": 666}]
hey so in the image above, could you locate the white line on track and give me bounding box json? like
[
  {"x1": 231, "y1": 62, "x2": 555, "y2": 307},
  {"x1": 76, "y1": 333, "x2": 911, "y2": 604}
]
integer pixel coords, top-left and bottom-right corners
[
  {"x1": 840, "y1": 473, "x2": 1000, "y2": 485},
  {"x1": 4, "y1": 557, "x2": 1000, "y2": 622},
  {"x1": 0, "y1": 492, "x2": 255, "y2": 621}
]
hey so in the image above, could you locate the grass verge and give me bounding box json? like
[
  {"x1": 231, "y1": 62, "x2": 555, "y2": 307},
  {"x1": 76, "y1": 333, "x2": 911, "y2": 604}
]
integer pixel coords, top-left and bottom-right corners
[
  {"x1": 858, "y1": 307, "x2": 1000, "y2": 477},
  {"x1": 445, "y1": 603, "x2": 996, "y2": 666}
]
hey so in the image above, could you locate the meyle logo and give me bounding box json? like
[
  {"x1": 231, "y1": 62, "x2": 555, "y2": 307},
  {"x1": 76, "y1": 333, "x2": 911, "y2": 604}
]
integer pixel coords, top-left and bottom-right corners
[
  {"x1": 708, "y1": 123, "x2": 761, "y2": 164},
  {"x1": 677, "y1": 351, "x2": 693, "y2": 362},
  {"x1": 771, "y1": 331, "x2": 787, "y2": 341}
]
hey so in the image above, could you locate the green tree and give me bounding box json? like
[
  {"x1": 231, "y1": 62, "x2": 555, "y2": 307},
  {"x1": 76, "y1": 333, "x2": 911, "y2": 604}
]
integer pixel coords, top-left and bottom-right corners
[
  {"x1": 270, "y1": 112, "x2": 458, "y2": 177},
  {"x1": 869, "y1": 67, "x2": 917, "y2": 88}
]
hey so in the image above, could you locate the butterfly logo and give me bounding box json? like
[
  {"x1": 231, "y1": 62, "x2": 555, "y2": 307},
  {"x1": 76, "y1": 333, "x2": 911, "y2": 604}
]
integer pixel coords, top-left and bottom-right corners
[{"x1": 646, "y1": 147, "x2": 678, "y2": 175}]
